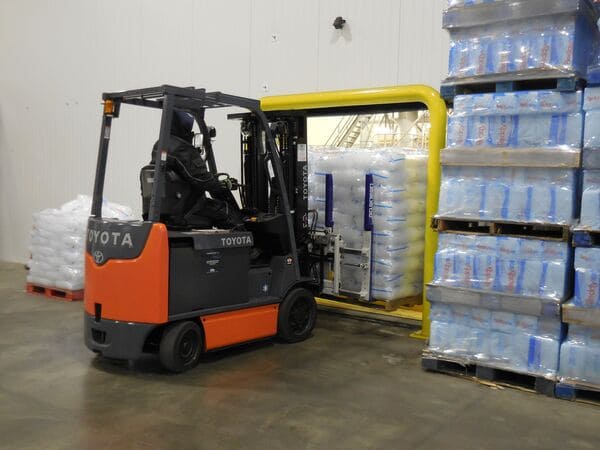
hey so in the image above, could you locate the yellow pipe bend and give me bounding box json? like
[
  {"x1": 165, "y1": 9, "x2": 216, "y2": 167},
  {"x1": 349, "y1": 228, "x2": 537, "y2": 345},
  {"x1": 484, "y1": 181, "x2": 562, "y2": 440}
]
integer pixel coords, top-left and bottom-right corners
[{"x1": 261, "y1": 85, "x2": 447, "y2": 338}]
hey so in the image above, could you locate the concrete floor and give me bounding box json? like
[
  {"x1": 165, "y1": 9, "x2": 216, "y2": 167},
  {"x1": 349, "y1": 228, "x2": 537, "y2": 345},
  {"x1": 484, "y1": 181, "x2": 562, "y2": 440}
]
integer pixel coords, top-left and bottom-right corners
[{"x1": 1, "y1": 262, "x2": 599, "y2": 450}]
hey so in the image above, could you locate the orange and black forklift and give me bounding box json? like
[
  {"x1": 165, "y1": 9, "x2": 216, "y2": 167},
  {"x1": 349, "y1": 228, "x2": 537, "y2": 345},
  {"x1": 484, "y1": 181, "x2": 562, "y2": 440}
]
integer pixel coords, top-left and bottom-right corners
[{"x1": 84, "y1": 85, "x2": 319, "y2": 372}]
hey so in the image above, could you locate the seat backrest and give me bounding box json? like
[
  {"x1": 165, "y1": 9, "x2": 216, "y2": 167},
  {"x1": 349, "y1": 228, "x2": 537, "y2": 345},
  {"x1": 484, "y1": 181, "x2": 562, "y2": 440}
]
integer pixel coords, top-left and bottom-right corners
[{"x1": 140, "y1": 164, "x2": 192, "y2": 220}]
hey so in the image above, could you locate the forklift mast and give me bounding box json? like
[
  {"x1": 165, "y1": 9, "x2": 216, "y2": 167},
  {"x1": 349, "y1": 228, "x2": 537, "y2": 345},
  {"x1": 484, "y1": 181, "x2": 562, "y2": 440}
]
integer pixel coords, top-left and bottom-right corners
[{"x1": 237, "y1": 113, "x2": 311, "y2": 273}]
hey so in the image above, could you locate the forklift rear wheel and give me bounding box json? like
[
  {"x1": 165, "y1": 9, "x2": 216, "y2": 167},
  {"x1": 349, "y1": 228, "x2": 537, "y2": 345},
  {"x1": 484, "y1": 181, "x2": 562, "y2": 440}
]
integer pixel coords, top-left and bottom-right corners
[
  {"x1": 159, "y1": 321, "x2": 203, "y2": 372},
  {"x1": 277, "y1": 288, "x2": 317, "y2": 343}
]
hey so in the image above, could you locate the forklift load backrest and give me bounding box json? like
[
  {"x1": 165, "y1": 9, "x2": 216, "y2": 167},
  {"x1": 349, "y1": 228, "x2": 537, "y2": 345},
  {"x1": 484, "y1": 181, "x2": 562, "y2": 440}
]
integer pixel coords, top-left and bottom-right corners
[{"x1": 140, "y1": 165, "x2": 192, "y2": 221}]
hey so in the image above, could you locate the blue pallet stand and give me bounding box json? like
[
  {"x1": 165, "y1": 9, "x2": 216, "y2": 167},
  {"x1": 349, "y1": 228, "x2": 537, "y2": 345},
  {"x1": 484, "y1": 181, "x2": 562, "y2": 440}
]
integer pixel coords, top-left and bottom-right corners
[
  {"x1": 572, "y1": 229, "x2": 600, "y2": 247},
  {"x1": 555, "y1": 382, "x2": 600, "y2": 404},
  {"x1": 555, "y1": 383, "x2": 578, "y2": 401},
  {"x1": 440, "y1": 73, "x2": 584, "y2": 103}
]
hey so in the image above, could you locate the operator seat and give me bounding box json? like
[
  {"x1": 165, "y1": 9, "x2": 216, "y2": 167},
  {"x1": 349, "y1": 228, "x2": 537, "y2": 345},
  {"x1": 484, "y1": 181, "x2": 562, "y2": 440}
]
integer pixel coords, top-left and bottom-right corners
[{"x1": 140, "y1": 164, "x2": 195, "y2": 224}]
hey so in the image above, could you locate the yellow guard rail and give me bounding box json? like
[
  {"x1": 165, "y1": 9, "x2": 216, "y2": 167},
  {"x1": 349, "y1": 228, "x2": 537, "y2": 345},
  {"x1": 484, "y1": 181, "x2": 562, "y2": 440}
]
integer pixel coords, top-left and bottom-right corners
[{"x1": 261, "y1": 85, "x2": 447, "y2": 338}]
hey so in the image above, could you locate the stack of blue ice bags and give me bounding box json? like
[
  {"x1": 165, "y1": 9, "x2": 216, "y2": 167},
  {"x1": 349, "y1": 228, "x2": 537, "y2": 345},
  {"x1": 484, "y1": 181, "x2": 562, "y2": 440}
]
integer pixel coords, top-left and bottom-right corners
[
  {"x1": 580, "y1": 88, "x2": 600, "y2": 228},
  {"x1": 440, "y1": 90, "x2": 583, "y2": 224},
  {"x1": 559, "y1": 248, "x2": 600, "y2": 385},
  {"x1": 428, "y1": 0, "x2": 599, "y2": 383},
  {"x1": 444, "y1": 0, "x2": 599, "y2": 81},
  {"x1": 555, "y1": 17, "x2": 600, "y2": 392},
  {"x1": 429, "y1": 234, "x2": 570, "y2": 377}
]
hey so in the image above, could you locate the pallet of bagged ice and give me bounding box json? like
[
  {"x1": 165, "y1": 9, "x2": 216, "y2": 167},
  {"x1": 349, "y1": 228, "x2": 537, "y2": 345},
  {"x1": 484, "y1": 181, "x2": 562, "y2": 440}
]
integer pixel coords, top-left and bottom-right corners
[
  {"x1": 588, "y1": 32, "x2": 600, "y2": 86},
  {"x1": 27, "y1": 195, "x2": 133, "y2": 291},
  {"x1": 444, "y1": 0, "x2": 599, "y2": 81},
  {"x1": 556, "y1": 86, "x2": 600, "y2": 395},
  {"x1": 308, "y1": 146, "x2": 427, "y2": 301},
  {"x1": 433, "y1": 233, "x2": 572, "y2": 300},
  {"x1": 447, "y1": 90, "x2": 583, "y2": 150},
  {"x1": 559, "y1": 247, "x2": 600, "y2": 387},
  {"x1": 578, "y1": 88, "x2": 600, "y2": 232},
  {"x1": 583, "y1": 86, "x2": 600, "y2": 168},
  {"x1": 427, "y1": 233, "x2": 571, "y2": 377},
  {"x1": 439, "y1": 89, "x2": 583, "y2": 224},
  {"x1": 429, "y1": 302, "x2": 563, "y2": 378},
  {"x1": 559, "y1": 325, "x2": 600, "y2": 386},
  {"x1": 579, "y1": 171, "x2": 600, "y2": 229}
]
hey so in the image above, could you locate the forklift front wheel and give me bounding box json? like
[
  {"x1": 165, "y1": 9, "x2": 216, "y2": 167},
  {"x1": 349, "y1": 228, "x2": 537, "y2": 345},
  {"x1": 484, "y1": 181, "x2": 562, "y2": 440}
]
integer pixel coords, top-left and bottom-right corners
[
  {"x1": 277, "y1": 288, "x2": 317, "y2": 343},
  {"x1": 159, "y1": 321, "x2": 203, "y2": 373}
]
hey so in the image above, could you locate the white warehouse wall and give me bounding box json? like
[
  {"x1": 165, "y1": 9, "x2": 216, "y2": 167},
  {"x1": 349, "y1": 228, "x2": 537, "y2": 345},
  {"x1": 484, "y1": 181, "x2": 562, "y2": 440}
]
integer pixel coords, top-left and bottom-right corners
[{"x1": 0, "y1": 0, "x2": 449, "y2": 263}]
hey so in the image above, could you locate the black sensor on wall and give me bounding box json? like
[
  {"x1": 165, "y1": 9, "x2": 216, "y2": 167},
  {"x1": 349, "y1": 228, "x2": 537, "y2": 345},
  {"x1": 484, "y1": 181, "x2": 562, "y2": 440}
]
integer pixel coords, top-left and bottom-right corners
[{"x1": 333, "y1": 16, "x2": 346, "y2": 29}]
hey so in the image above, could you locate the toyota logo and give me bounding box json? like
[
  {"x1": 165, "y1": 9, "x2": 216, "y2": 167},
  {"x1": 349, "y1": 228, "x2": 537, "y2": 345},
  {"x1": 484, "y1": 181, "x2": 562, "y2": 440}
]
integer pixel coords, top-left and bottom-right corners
[{"x1": 93, "y1": 251, "x2": 104, "y2": 264}]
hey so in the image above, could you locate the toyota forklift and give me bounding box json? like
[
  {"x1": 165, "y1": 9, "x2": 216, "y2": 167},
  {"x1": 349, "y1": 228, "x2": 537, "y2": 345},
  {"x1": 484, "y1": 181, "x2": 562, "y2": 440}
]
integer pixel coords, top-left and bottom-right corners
[{"x1": 84, "y1": 85, "x2": 319, "y2": 372}]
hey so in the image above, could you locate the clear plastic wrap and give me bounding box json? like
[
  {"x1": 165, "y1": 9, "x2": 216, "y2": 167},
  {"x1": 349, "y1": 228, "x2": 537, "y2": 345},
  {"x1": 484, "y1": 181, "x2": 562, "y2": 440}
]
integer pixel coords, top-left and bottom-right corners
[
  {"x1": 573, "y1": 247, "x2": 600, "y2": 307},
  {"x1": 584, "y1": 88, "x2": 600, "y2": 166},
  {"x1": 444, "y1": 0, "x2": 599, "y2": 80},
  {"x1": 560, "y1": 246, "x2": 600, "y2": 387},
  {"x1": 447, "y1": 113, "x2": 583, "y2": 148},
  {"x1": 27, "y1": 195, "x2": 133, "y2": 291},
  {"x1": 453, "y1": 90, "x2": 583, "y2": 116},
  {"x1": 308, "y1": 146, "x2": 427, "y2": 301},
  {"x1": 438, "y1": 166, "x2": 578, "y2": 224},
  {"x1": 433, "y1": 233, "x2": 572, "y2": 301},
  {"x1": 447, "y1": 0, "x2": 595, "y2": 18},
  {"x1": 447, "y1": 0, "x2": 499, "y2": 8},
  {"x1": 579, "y1": 170, "x2": 600, "y2": 228},
  {"x1": 429, "y1": 301, "x2": 562, "y2": 378},
  {"x1": 583, "y1": 109, "x2": 600, "y2": 151},
  {"x1": 587, "y1": 12, "x2": 600, "y2": 84},
  {"x1": 583, "y1": 147, "x2": 600, "y2": 168},
  {"x1": 589, "y1": 65, "x2": 600, "y2": 85},
  {"x1": 559, "y1": 324, "x2": 600, "y2": 385},
  {"x1": 447, "y1": 90, "x2": 583, "y2": 149},
  {"x1": 583, "y1": 86, "x2": 600, "y2": 166}
]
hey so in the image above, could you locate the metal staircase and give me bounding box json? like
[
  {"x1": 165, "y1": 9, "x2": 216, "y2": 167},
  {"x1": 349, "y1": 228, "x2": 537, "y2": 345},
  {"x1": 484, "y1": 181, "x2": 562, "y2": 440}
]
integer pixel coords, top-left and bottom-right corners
[
  {"x1": 322, "y1": 111, "x2": 430, "y2": 149},
  {"x1": 325, "y1": 114, "x2": 373, "y2": 147}
]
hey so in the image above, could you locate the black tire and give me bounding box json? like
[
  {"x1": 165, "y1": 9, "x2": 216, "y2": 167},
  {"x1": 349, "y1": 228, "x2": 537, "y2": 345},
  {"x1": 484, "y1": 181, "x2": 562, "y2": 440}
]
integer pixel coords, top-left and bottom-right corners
[
  {"x1": 159, "y1": 321, "x2": 203, "y2": 373},
  {"x1": 277, "y1": 288, "x2": 317, "y2": 343}
]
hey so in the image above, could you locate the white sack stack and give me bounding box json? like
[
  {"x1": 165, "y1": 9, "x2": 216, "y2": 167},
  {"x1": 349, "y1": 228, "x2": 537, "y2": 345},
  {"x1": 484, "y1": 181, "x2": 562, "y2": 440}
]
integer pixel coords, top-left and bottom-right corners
[{"x1": 27, "y1": 195, "x2": 133, "y2": 291}]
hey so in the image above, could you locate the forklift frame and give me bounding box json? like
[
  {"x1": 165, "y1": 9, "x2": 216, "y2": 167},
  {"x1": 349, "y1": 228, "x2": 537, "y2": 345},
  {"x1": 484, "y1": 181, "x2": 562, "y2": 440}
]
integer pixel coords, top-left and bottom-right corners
[
  {"x1": 92, "y1": 85, "x2": 300, "y2": 278},
  {"x1": 85, "y1": 86, "x2": 323, "y2": 370}
]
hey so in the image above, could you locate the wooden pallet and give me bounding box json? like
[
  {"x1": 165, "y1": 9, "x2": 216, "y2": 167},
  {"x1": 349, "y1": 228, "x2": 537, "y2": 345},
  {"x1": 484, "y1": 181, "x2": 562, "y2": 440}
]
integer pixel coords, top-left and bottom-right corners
[
  {"x1": 422, "y1": 352, "x2": 556, "y2": 397},
  {"x1": 572, "y1": 229, "x2": 600, "y2": 248},
  {"x1": 25, "y1": 283, "x2": 84, "y2": 301},
  {"x1": 328, "y1": 293, "x2": 422, "y2": 313},
  {"x1": 432, "y1": 217, "x2": 570, "y2": 241},
  {"x1": 379, "y1": 294, "x2": 421, "y2": 312},
  {"x1": 441, "y1": 72, "x2": 584, "y2": 103},
  {"x1": 555, "y1": 381, "x2": 600, "y2": 406},
  {"x1": 441, "y1": 146, "x2": 581, "y2": 169},
  {"x1": 426, "y1": 284, "x2": 561, "y2": 318},
  {"x1": 562, "y1": 303, "x2": 600, "y2": 327}
]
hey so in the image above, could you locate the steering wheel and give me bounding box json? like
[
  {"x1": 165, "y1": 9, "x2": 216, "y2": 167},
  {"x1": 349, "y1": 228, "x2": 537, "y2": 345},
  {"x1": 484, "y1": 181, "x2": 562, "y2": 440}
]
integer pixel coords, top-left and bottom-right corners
[{"x1": 217, "y1": 173, "x2": 239, "y2": 191}]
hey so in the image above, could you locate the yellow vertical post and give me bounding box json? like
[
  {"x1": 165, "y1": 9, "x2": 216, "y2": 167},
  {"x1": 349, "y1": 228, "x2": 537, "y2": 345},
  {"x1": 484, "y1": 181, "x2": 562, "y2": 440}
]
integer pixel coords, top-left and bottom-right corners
[{"x1": 261, "y1": 85, "x2": 447, "y2": 338}]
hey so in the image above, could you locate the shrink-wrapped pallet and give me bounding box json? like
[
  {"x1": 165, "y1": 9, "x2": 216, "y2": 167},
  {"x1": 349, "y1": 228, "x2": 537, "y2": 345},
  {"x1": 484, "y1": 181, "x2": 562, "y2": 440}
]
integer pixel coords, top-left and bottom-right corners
[{"x1": 308, "y1": 147, "x2": 427, "y2": 301}]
